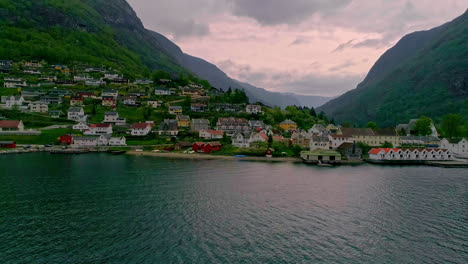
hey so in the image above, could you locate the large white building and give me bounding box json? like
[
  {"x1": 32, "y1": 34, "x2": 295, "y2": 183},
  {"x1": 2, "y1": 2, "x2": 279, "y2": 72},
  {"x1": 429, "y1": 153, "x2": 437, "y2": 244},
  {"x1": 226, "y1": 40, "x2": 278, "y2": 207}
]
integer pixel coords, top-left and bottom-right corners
[
  {"x1": 29, "y1": 102, "x2": 48, "y2": 113},
  {"x1": 368, "y1": 148, "x2": 453, "y2": 161},
  {"x1": 84, "y1": 123, "x2": 113, "y2": 135},
  {"x1": 440, "y1": 138, "x2": 468, "y2": 158}
]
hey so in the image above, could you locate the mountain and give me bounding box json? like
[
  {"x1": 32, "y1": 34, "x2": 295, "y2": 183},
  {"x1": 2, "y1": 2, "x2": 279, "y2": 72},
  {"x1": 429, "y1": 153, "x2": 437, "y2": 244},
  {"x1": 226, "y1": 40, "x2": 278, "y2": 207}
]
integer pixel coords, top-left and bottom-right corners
[
  {"x1": 319, "y1": 10, "x2": 468, "y2": 126},
  {"x1": 0, "y1": 0, "x2": 330, "y2": 108}
]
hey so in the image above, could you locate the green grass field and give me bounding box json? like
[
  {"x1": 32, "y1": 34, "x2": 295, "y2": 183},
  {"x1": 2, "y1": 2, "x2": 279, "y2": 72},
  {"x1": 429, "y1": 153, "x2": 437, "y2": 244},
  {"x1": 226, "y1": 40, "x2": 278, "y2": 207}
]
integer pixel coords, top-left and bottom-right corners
[{"x1": 0, "y1": 128, "x2": 73, "y2": 145}]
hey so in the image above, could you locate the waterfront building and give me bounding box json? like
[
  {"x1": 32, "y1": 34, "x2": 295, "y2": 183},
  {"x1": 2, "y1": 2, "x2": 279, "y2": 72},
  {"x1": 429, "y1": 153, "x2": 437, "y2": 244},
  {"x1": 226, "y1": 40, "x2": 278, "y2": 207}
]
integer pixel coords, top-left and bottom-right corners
[
  {"x1": 440, "y1": 138, "x2": 468, "y2": 158},
  {"x1": 368, "y1": 148, "x2": 453, "y2": 161},
  {"x1": 131, "y1": 122, "x2": 154, "y2": 136}
]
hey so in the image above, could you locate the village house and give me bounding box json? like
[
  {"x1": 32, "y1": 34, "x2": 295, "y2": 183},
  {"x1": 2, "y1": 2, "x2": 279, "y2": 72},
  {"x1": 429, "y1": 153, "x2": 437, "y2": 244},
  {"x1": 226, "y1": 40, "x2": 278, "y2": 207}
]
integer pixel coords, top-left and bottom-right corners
[
  {"x1": 0, "y1": 60, "x2": 12, "y2": 73},
  {"x1": 177, "y1": 115, "x2": 191, "y2": 127},
  {"x1": 400, "y1": 136, "x2": 441, "y2": 147},
  {"x1": 309, "y1": 135, "x2": 331, "y2": 151},
  {"x1": 212, "y1": 103, "x2": 244, "y2": 112},
  {"x1": 71, "y1": 135, "x2": 108, "y2": 148},
  {"x1": 155, "y1": 88, "x2": 174, "y2": 96},
  {"x1": 102, "y1": 89, "x2": 118, "y2": 99},
  {"x1": 174, "y1": 141, "x2": 193, "y2": 151},
  {"x1": 22, "y1": 89, "x2": 45, "y2": 99},
  {"x1": 84, "y1": 123, "x2": 113, "y2": 135},
  {"x1": 250, "y1": 132, "x2": 269, "y2": 143},
  {"x1": 73, "y1": 121, "x2": 89, "y2": 131},
  {"x1": 3, "y1": 78, "x2": 27, "y2": 88},
  {"x1": 29, "y1": 102, "x2": 48, "y2": 113},
  {"x1": 440, "y1": 138, "x2": 468, "y2": 158},
  {"x1": 169, "y1": 106, "x2": 183, "y2": 115},
  {"x1": 134, "y1": 79, "x2": 153, "y2": 85},
  {"x1": 103, "y1": 112, "x2": 126, "y2": 126},
  {"x1": 329, "y1": 134, "x2": 353, "y2": 149},
  {"x1": 191, "y1": 119, "x2": 210, "y2": 132},
  {"x1": 192, "y1": 142, "x2": 222, "y2": 154},
  {"x1": 54, "y1": 80, "x2": 77, "y2": 86},
  {"x1": 70, "y1": 96, "x2": 84, "y2": 106},
  {"x1": 102, "y1": 96, "x2": 116, "y2": 107},
  {"x1": 48, "y1": 89, "x2": 70, "y2": 97},
  {"x1": 291, "y1": 130, "x2": 313, "y2": 148},
  {"x1": 308, "y1": 124, "x2": 329, "y2": 136},
  {"x1": 123, "y1": 96, "x2": 138, "y2": 106},
  {"x1": 49, "y1": 110, "x2": 62, "y2": 118},
  {"x1": 128, "y1": 92, "x2": 146, "y2": 98},
  {"x1": 67, "y1": 107, "x2": 87, "y2": 122},
  {"x1": 331, "y1": 128, "x2": 401, "y2": 148},
  {"x1": 85, "y1": 79, "x2": 105, "y2": 86},
  {"x1": 23, "y1": 69, "x2": 41, "y2": 75},
  {"x1": 336, "y1": 143, "x2": 363, "y2": 160},
  {"x1": 326, "y1": 124, "x2": 341, "y2": 134},
  {"x1": 74, "y1": 75, "x2": 94, "y2": 82},
  {"x1": 76, "y1": 91, "x2": 93, "y2": 98},
  {"x1": 39, "y1": 76, "x2": 57, "y2": 82},
  {"x1": 397, "y1": 119, "x2": 439, "y2": 137},
  {"x1": 199, "y1": 129, "x2": 224, "y2": 140},
  {"x1": 1, "y1": 95, "x2": 25, "y2": 109},
  {"x1": 104, "y1": 73, "x2": 119, "y2": 80},
  {"x1": 232, "y1": 132, "x2": 253, "y2": 148},
  {"x1": 248, "y1": 120, "x2": 266, "y2": 131},
  {"x1": 0, "y1": 141, "x2": 16, "y2": 148},
  {"x1": 109, "y1": 136, "x2": 127, "y2": 146},
  {"x1": 300, "y1": 149, "x2": 342, "y2": 163},
  {"x1": 157, "y1": 119, "x2": 179, "y2": 136},
  {"x1": 131, "y1": 122, "x2": 154, "y2": 136},
  {"x1": 0, "y1": 120, "x2": 24, "y2": 132},
  {"x1": 368, "y1": 148, "x2": 453, "y2": 161},
  {"x1": 190, "y1": 103, "x2": 207, "y2": 113},
  {"x1": 59, "y1": 134, "x2": 74, "y2": 145},
  {"x1": 40, "y1": 96, "x2": 63, "y2": 105},
  {"x1": 216, "y1": 117, "x2": 250, "y2": 136},
  {"x1": 279, "y1": 120, "x2": 298, "y2": 132},
  {"x1": 246, "y1": 105, "x2": 263, "y2": 114},
  {"x1": 146, "y1": 100, "x2": 162, "y2": 108}
]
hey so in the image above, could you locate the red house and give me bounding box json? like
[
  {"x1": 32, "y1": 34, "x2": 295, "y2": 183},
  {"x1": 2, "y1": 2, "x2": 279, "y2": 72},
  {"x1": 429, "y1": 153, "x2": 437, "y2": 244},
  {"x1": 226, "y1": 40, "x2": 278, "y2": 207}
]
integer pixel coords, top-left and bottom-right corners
[
  {"x1": 77, "y1": 91, "x2": 93, "y2": 98},
  {"x1": 59, "y1": 134, "x2": 73, "y2": 145},
  {"x1": 0, "y1": 141, "x2": 16, "y2": 148},
  {"x1": 192, "y1": 142, "x2": 222, "y2": 154}
]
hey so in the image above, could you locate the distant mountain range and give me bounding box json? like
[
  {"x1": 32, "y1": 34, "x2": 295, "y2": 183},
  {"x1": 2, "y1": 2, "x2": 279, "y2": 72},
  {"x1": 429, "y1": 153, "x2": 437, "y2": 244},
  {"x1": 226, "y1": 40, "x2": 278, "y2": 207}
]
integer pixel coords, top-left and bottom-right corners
[
  {"x1": 319, "y1": 9, "x2": 468, "y2": 126},
  {"x1": 0, "y1": 0, "x2": 330, "y2": 108}
]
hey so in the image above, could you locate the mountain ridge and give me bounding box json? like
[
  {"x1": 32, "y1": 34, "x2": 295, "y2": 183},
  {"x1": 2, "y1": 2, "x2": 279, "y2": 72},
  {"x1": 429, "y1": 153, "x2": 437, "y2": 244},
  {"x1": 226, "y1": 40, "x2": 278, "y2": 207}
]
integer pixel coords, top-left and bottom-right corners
[{"x1": 318, "y1": 9, "x2": 468, "y2": 126}]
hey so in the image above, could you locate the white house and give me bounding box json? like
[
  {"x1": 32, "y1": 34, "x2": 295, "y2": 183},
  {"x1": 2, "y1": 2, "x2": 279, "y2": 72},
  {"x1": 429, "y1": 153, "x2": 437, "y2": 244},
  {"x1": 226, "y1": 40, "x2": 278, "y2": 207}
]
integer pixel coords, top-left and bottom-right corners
[
  {"x1": 29, "y1": 102, "x2": 48, "y2": 113},
  {"x1": 85, "y1": 79, "x2": 105, "y2": 86},
  {"x1": 310, "y1": 136, "x2": 331, "y2": 151},
  {"x1": 103, "y1": 112, "x2": 126, "y2": 125},
  {"x1": 368, "y1": 148, "x2": 453, "y2": 161},
  {"x1": 308, "y1": 124, "x2": 329, "y2": 136},
  {"x1": 155, "y1": 89, "x2": 173, "y2": 95},
  {"x1": 109, "y1": 136, "x2": 127, "y2": 146},
  {"x1": 147, "y1": 100, "x2": 162, "y2": 108},
  {"x1": 131, "y1": 122, "x2": 153, "y2": 136},
  {"x1": 199, "y1": 129, "x2": 224, "y2": 140},
  {"x1": 73, "y1": 121, "x2": 89, "y2": 131},
  {"x1": 67, "y1": 107, "x2": 87, "y2": 122},
  {"x1": 4, "y1": 78, "x2": 27, "y2": 88},
  {"x1": 102, "y1": 89, "x2": 118, "y2": 98},
  {"x1": 123, "y1": 96, "x2": 137, "y2": 106},
  {"x1": 72, "y1": 135, "x2": 108, "y2": 148},
  {"x1": 232, "y1": 132, "x2": 252, "y2": 148},
  {"x1": 246, "y1": 105, "x2": 263, "y2": 114},
  {"x1": 441, "y1": 138, "x2": 468, "y2": 158},
  {"x1": 250, "y1": 132, "x2": 269, "y2": 143},
  {"x1": 84, "y1": 123, "x2": 113, "y2": 135},
  {"x1": 0, "y1": 120, "x2": 24, "y2": 132},
  {"x1": 1, "y1": 95, "x2": 25, "y2": 109}
]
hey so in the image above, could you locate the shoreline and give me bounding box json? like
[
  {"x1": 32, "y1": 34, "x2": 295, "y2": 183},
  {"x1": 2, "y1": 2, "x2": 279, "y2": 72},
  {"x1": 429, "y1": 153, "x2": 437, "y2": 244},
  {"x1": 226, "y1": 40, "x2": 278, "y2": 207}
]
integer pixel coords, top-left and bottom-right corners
[{"x1": 126, "y1": 151, "x2": 303, "y2": 163}]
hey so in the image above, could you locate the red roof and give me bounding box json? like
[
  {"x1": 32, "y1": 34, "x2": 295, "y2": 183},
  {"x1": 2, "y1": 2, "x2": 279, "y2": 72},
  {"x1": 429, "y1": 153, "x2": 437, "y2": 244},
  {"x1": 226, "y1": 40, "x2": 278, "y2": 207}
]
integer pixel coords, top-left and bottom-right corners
[
  {"x1": 258, "y1": 132, "x2": 269, "y2": 140},
  {"x1": 0, "y1": 120, "x2": 21, "y2": 128},
  {"x1": 206, "y1": 130, "x2": 223, "y2": 136},
  {"x1": 90, "y1": 123, "x2": 111, "y2": 128},
  {"x1": 194, "y1": 142, "x2": 205, "y2": 146},
  {"x1": 131, "y1": 123, "x2": 152, "y2": 129}
]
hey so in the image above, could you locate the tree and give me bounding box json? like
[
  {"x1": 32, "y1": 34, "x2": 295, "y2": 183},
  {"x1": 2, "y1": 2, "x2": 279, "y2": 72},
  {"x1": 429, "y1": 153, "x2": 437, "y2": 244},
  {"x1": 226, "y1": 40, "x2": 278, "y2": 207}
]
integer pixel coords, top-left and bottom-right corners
[
  {"x1": 413, "y1": 116, "x2": 432, "y2": 136},
  {"x1": 381, "y1": 141, "x2": 393, "y2": 148},
  {"x1": 341, "y1": 122, "x2": 353, "y2": 128},
  {"x1": 366, "y1": 121, "x2": 378, "y2": 129},
  {"x1": 222, "y1": 132, "x2": 230, "y2": 144},
  {"x1": 441, "y1": 114, "x2": 464, "y2": 139},
  {"x1": 268, "y1": 134, "x2": 273, "y2": 147},
  {"x1": 310, "y1": 107, "x2": 317, "y2": 117},
  {"x1": 143, "y1": 106, "x2": 152, "y2": 120}
]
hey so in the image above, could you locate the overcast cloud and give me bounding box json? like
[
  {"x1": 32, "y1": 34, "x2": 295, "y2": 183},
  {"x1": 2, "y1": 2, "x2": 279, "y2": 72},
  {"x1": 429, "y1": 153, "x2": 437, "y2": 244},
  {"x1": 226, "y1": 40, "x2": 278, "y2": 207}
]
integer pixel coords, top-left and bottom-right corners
[{"x1": 128, "y1": 0, "x2": 467, "y2": 96}]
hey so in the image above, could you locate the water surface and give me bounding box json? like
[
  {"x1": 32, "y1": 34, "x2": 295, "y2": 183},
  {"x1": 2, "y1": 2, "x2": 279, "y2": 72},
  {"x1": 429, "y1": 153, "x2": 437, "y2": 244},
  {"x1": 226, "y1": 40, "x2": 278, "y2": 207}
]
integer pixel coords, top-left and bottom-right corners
[{"x1": 0, "y1": 153, "x2": 466, "y2": 263}]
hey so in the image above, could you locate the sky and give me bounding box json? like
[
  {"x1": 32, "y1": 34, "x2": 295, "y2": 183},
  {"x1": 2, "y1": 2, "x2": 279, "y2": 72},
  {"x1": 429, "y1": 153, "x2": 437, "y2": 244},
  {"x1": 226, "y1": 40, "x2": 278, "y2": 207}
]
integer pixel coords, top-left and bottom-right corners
[{"x1": 127, "y1": 0, "x2": 467, "y2": 97}]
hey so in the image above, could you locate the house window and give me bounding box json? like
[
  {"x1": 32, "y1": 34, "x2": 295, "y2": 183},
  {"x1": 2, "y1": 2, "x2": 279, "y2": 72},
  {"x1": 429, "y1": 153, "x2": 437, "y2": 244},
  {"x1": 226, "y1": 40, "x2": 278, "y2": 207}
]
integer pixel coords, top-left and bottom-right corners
[
  {"x1": 318, "y1": 155, "x2": 323, "y2": 160},
  {"x1": 330, "y1": 156, "x2": 336, "y2": 161}
]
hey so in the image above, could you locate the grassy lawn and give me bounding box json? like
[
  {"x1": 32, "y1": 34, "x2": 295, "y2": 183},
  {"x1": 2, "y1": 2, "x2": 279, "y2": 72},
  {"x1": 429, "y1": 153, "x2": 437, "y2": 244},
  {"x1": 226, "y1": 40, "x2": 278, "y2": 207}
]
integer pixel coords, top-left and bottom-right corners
[{"x1": 0, "y1": 128, "x2": 73, "y2": 145}]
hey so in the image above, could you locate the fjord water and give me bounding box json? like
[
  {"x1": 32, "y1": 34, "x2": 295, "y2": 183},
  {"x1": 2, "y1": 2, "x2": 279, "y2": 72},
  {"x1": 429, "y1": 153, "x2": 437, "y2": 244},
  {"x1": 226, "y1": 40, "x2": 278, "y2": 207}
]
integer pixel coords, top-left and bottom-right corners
[{"x1": 1, "y1": 153, "x2": 466, "y2": 263}]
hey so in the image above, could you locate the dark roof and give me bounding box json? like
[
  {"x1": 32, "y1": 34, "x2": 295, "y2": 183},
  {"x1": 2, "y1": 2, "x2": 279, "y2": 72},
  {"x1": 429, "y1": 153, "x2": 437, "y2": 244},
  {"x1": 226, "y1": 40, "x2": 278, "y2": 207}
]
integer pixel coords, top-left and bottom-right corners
[
  {"x1": 337, "y1": 142, "x2": 357, "y2": 150},
  {"x1": 340, "y1": 128, "x2": 374, "y2": 137},
  {"x1": 373, "y1": 128, "x2": 397, "y2": 136}
]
